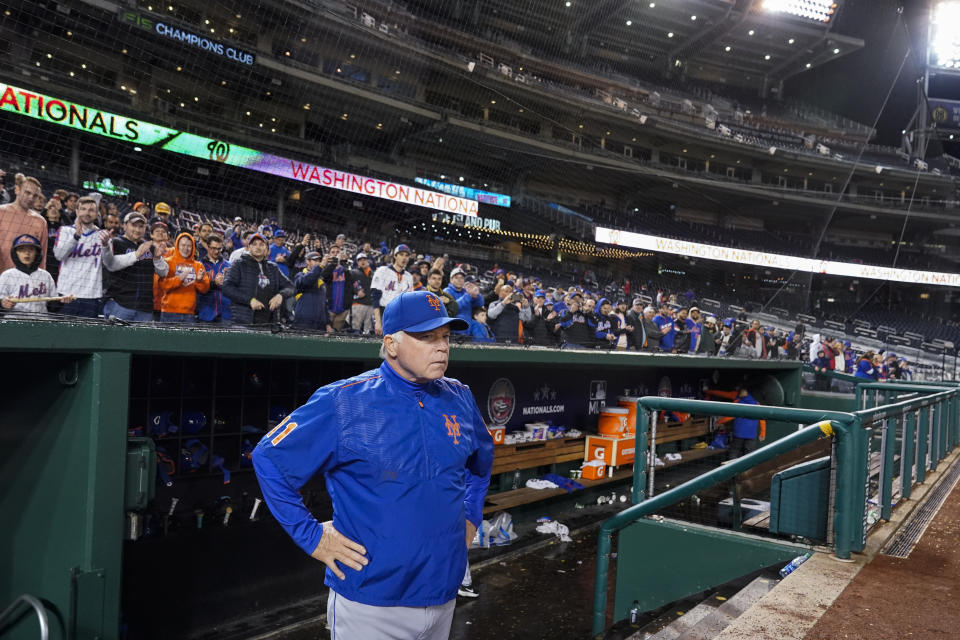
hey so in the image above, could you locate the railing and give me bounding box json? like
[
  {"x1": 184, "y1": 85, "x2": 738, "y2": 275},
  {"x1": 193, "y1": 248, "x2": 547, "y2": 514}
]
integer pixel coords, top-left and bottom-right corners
[
  {"x1": 592, "y1": 385, "x2": 960, "y2": 637},
  {"x1": 0, "y1": 594, "x2": 49, "y2": 640}
]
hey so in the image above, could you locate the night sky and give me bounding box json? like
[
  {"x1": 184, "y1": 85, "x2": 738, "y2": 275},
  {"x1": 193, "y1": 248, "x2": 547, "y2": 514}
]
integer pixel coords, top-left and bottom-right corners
[{"x1": 785, "y1": 0, "x2": 957, "y2": 154}]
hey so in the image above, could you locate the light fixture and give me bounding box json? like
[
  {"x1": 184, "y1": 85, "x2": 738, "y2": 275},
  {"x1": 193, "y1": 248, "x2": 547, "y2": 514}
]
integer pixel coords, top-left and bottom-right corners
[
  {"x1": 748, "y1": 29, "x2": 755, "y2": 35},
  {"x1": 341, "y1": 113, "x2": 348, "y2": 120},
  {"x1": 833, "y1": 48, "x2": 840, "y2": 54},
  {"x1": 649, "y1": 1, "x2": 655, "y2": 6},
  {"x1": 565, "y1": 1, "x2": 571, "y2": 6},
  {"x1": 932, "y1": 1, "x2": 960, "y2": 69},
  {"x1": 725, "y1": 45, "x2": 732, "y2": 52},
  {"x1": 764, "y1": 54, "x2": 771, "y2": 60},
  {"x1": 667, "y1": 31, "x2": 674, "y2": 37},
  {"x1": 762, "y1": 0, "x2": 836, "y2": 23},
  {"x1": 690, "y1": 14, "x2": 696, "y2": 20},
  {"x1": 806, "y1": 62, "x2": 812, "y2": 68},
  {"x1": 626, "y1": 19, "x2": 632, "y2": 25},
  {"x1": 788, "y1": 38, "x2": 795, "y2": 44}
]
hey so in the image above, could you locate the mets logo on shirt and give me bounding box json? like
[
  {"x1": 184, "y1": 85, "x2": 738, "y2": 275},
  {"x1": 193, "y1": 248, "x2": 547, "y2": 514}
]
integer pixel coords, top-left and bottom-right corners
[
  {"x1": 427, "y1": 294, "x2": 443, "y2": 313},
  {"x1": 443, "y1": 414, "x2": 461, "y2": 444}
]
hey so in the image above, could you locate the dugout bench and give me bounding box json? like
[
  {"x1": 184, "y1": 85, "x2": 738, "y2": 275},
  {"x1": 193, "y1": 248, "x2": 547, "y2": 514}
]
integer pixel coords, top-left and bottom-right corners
[{"x1": 483, "y1": 417, "x2": 725, "y2": 514}]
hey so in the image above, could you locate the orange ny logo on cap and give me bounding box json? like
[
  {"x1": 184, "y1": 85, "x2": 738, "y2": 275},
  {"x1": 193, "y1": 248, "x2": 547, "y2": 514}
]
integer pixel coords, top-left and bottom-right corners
[
  {"x1": 443, "y1": 414, "x2": 461, "y2": 444},
  {"x1": 427, "y1": 295, "x2": 443, "y2": 313}
]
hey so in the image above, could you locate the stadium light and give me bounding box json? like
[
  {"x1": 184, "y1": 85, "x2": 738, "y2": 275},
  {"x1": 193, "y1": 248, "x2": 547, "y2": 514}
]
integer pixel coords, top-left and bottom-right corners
[
  {"x1": 931, "y1": 1, "x2": 960, "y2": 69},
  {"x1": 762, "y1": 0, "x2": 837, "y2": 23}
]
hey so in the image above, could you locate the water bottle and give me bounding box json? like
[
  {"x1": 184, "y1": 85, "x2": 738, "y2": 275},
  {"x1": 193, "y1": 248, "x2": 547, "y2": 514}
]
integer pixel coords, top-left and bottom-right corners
[
  {"x1": 779, "y1": 553, "x2": 811, "y2": 578},
  {"x1": 629, "y1": 600, "x2": 640, "y2": 625},
  {"x1": 512, "y1": 470, "x2": 521, "y2": 490}
]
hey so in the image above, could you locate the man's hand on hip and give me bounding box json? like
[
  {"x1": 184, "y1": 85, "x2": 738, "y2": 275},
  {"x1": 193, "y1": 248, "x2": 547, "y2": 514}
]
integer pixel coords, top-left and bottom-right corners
[
  {"x1": 465, "y1": 520, "x2": 477, "y2": 549},
  {"x1": 311, "y1": 521, "x2": 368, "y2": 580}
]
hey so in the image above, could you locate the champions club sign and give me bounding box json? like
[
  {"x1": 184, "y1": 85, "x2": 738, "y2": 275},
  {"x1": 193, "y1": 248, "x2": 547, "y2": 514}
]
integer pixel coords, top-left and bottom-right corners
[
  {"x1": 121, "y1": 11, "x2": 255, "y2": 66},
  {"x1": 0, "y1": 82, "x2": 477, "y2": 215},
  {"x1": 596, "y1": 225, "x2": 960, "y2": 288}
]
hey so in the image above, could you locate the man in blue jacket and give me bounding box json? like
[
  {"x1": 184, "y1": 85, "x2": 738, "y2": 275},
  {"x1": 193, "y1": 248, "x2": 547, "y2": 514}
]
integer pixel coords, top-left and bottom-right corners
[{"x1": 253, "y1": 290, "x2": 493, "y2": 639}]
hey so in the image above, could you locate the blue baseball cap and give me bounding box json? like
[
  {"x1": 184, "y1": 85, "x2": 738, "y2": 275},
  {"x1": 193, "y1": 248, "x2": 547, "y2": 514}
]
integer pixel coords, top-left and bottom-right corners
[
  {"x1": 382, "y1": 291, "x2": 469, "y2": 335},
  {"x1": 393, "y1": 243, "x2": 412, "y2": 255},
  {"x1": 534, "y1": 289, "x2": 546, "y2": 298},
  {"x1": 12, "y1": 234, "x2": 41, "y2": 248}
]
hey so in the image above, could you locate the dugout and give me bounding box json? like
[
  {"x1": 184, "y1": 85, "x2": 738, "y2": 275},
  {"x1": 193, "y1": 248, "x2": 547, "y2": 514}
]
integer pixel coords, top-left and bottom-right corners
[{"x1": 0, "y1": 320, "x2": 822, "y2": 640}]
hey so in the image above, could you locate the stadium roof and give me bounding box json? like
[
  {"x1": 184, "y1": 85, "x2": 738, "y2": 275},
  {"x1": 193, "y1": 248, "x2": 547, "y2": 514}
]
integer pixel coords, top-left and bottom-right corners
[{"x1": 409, "y1": 0, "x2": 864, "y2": 95}]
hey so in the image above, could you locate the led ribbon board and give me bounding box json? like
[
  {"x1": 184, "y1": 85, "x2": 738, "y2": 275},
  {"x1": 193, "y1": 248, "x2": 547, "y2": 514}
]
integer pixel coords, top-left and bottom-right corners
[
  {"x1": 0, "y1": 82, "x2": 478, "y2": 215},
  {"x1": 596, "y1": 226, "x2": 960, "y2": 288},
  {"x1": 414, "y1": 177, "x2": 511, "y2": 207}
]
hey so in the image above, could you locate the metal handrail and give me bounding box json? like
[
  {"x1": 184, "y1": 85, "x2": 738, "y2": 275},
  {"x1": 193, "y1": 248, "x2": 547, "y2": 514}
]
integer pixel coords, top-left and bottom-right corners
[
  {"x1": 0, "y1": 595, "x2": 49, "y2": 640},
  {"x1": 592, "y1": 385, "x2": 960, "y2": 637}
]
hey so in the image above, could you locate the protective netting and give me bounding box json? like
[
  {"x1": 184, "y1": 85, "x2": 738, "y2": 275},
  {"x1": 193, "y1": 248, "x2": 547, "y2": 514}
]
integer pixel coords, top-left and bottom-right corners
[{"x1": 0, "y1": 0, "x2": 956, "y2": 378}]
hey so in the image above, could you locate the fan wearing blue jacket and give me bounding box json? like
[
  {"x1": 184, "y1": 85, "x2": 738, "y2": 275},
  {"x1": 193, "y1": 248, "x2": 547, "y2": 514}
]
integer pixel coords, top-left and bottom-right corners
[{"x1": 253, "y1": 290, "x2": 493, "y2": 640}]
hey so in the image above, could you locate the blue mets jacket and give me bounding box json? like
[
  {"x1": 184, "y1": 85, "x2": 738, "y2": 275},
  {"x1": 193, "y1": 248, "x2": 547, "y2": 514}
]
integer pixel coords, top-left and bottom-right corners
[{"x1": 252, "y1": 361, "x2": 494, "y2": 607}]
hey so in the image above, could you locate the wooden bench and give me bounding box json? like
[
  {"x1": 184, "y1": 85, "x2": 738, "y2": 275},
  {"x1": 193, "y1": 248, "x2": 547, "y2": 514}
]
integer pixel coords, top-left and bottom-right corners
[
  {"x1": 652, "y1": 418, "x2": 711, "y2": 445},
  {"x1": 490, "y1": 437, "x2": 585, "y2": 476},
  {"x1": 483, "y1": 467, "x2": 635, "y2": 514}
]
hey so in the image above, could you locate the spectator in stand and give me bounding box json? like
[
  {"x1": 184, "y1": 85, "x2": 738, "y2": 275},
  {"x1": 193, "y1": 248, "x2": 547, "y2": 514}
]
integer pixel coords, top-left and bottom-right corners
[
  {"x1": 103, "y1": 212, "x2": 121, "y2": 236},
  {"x1": 673, "y1": 308, "x2": 692, "y2": 354},
  {"x1": 526, "y1": 290, "x2": 560, "y2": 347},
  {"x1": 102, "y1": 211, "x2": 170, "y2": 322},
  {"x1": 812, "y1": 348, "x2": 832, "y2": 390},
  {"x1": 226, "y1": 217, "x2": 244, "y2": 252},
  {"x1": 149, "y1": 221, "x2": 172, "y2": 319},
  {"x1": 269, "y1": 230, "x2": 291, "y2": 278},
  {"x1": 593, "y1": 299, "x2": 619, "y2": 349},
  {"x1": 854, "y1": 351, "x2": 878, "y2": 380},
  {"x1": 625, "y1": 299, "x2": 646, "y2": 351},
  {"x1": 157, "y1": 233, "x2": 210, "y2": 323},
  {"x1": 222, "y1": 233, "x2": 294, "y2": 326},
  {"x1": 700, "y1": 316, "x2": 719, "y2": 355},
  {"x1": 445, "y1": 267, "x2": 483, "y2": 332},
  {"x1": 61, "y1": 192, "x2": 79, "y2": 223},
  {"x1": 0, "y1": 234, "x2": 73, "y2": 315},
  {"x1": 198, "y1": 234, "x2": 231, "y2": 324},
  {"x1": 468, "y1": 306, "x2": 495, "y2": 343},
  {"x1": 610, "y1": 299, "x2": 632, "y2": 350},
  {"x1": 557, "y1": 294, "x2": 596, "y2": 348},
  {"x1": 43, "y1": 196, "x2": 63, "y2": 282},
  {"x1": 843, "y1": 341, "x2": 856, "y2": 372},
  {"x1": 641, "y1": 305, "x2": 666, "y2": 353},
  {"x1": 687, "y1": 307, "x2": 703, "y2": 354},
  {"x1": 54, "y1": 196, "x2": 105, "y2": 318},
  {"x1": 230, "y1": 230, "x2": 255, "y2": 263},
  {"x1": 322, "y1": 248, "x2": 358, "y2": 330},
  {"x1": 194, "y1": 222, "x2": 214, "y2": 262},
  {"x1": 899, "y1": 358, "x2": 912, "y2": 380},
  {"x1": 287, "y1": 232, "x2": 312, "y2": 270},
  {"x1": 0, "y1": 174, "x2": 48, "y2": 275},
  {"x1": 874, "y1": 353, "x2": 887, "y2": 380},
  {"x1": 0, "y1": 169, "x2": 10, "y2": 205},
  {"x1": 351, "y1": 252, "x2": 375, "y2": 334},
  {"x1": 425, "y1": 268, "x2": 458, "y2": 318},
  {"x1": 149, "y1": 202, "x2": 179, "y2": 237},
  {"x1": 654, "y1": 304, "x2": 675, "y2": 352},
  {"x1": 717, "y1": 320, "x2": 735, "y2": 356},
  {"x1": 884, "y1": 353, "x2": 901, "y2": 380},
  {"x1": 487, "y1": 284, "x2": 531, "y2": 344},
  {"x1": 293, "y1": 251, "x2": 332, "y2": 332},
  {"x1": 371, "y1": 244, "x2": 414, "y2": 335},
  {"x1": 785, "y1": 324, "x2": 805, "y2": 360}
]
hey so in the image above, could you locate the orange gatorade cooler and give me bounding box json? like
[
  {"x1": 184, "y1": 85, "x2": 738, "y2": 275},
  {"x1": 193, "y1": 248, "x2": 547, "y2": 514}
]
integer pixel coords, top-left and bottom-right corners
[
  {"x1": 488, "y1": 425, "x2": 505, "y2": 445},
  {"x1": 598, "y1": 407, "x2": 629, "y2": 437},
  {"x1": 618, "y1": 396, "x2": 640, "y2": 434}
]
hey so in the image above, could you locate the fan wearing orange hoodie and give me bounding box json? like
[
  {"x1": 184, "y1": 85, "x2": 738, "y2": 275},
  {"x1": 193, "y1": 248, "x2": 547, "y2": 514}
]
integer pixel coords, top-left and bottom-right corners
[{"x1": 158, "y1": 232, "x2": 210, "y2": 323}]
